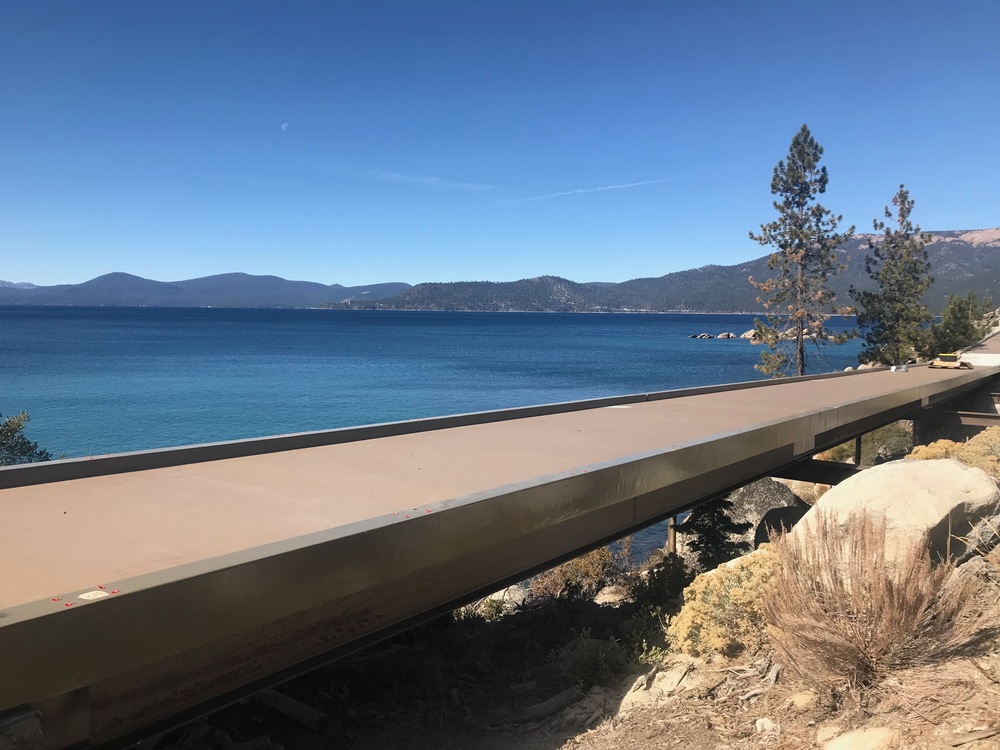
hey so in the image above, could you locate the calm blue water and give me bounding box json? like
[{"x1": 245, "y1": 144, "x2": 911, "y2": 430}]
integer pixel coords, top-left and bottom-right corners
[{"x1": 2, "y1": 306, "x2": 861, "y2": 459}]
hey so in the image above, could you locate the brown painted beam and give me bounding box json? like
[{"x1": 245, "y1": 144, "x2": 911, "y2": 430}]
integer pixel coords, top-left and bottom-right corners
[
  {"x1": 918, "y1": 409, "x2": 1000, "y2": 427},
  {"x1": 769, "y1": 459, "x2": 864, "y2": 485}
]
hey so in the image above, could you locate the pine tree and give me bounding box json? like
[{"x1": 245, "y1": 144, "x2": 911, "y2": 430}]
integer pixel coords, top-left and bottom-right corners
[
  {"x1": 928, "y1": 291, "x2": 992, "y2": 356},
  {"x1": 749, "y1": 124, "x2": 855, "y2": 377},
  {"x1": 0, "y1": 411, "x2": 52, "y2": 466},
  {"x1": 674, "y1": 497, "x2": 751, "y2": 570},
  {"x1": 851, "y1": 185, "x2": 932, "y2": 366}
]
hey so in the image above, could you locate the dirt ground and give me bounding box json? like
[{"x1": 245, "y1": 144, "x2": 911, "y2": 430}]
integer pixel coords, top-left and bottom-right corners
[
  {"x1": 154, "y1": 596, "x2": 1000, "y2": 750},
  {"x1": 330, "y1": 654, "x2": 1000, "y2": 750}
]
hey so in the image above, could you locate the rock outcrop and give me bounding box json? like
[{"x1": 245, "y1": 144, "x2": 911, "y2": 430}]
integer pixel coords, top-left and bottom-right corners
[
  {"x1": 726, "y1": 478, "x2": 810, "y2": 550},
  {"x1": 794, "y1": 458, "x2": 1000, "y2": 561},
  {"x1": 773, "y1": 477, "x2": 830, "y2": 505},
  {"x1": 675, "y1": 478, "x2": 809, "y2": 565},
  {"x1": 754, "y1": 505, "x2": 810, "y2": 547}
]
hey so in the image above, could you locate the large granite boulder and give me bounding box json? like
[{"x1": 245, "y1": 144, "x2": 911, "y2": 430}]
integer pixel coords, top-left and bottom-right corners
[
  {"x1": 794, "y1": 459, "x2": 1000, "y2": 562},
  {"x1": 727, "y1": 478, "x2": 810, "y2": 550}
]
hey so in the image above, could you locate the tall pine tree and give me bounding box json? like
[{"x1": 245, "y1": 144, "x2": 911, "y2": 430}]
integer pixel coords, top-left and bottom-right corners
[
  {"x1": 851, "y1": 185, "x2": 932, "y2": 366},
  {"x1": 928, "y1": 291, "x2": 992, "y2": 356},
  {"x1": 749, "y1": 125, "x2": 854, "y2": 377}
]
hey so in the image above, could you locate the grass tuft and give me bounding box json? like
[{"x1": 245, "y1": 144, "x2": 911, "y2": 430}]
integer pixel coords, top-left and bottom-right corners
[{"x1": 763, "y1": 512, "x2": 992, "y2": 691}]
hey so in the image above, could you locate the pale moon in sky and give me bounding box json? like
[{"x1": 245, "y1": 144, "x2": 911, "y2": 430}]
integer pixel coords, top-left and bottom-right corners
[{"x1": 281, "y1": 123, "x2": 289, "y2": 131}]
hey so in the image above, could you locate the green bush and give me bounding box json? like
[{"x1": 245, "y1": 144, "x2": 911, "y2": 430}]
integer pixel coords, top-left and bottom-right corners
[
  {"x1": 630, "y1": 553, "x2": 694, "y2": 614},
  {"x1": 0, "y1": 411, "x2": 52, "y2": 466}
]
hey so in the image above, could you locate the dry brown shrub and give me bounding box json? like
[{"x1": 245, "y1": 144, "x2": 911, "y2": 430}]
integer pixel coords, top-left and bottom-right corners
[
  {"x1": 529, "y1": 545, "x2": 622, "y2": 601},
  {"x1": 528, "y1": 537, "x2": 638, "y2": 601},
  {"x1": 763, "y1": 512, "x2": 986, "y2": 691}
]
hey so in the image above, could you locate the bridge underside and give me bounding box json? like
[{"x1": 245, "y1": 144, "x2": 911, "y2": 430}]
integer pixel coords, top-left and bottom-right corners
[{"x1": 1, "y1": 364, "x2": 997, "y2": 747}]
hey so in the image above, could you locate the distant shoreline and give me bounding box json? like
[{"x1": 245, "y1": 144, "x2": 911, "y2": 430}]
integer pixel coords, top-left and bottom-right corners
[{"x1": 0, "y1": 303, "x2": 771, "y2": 315}]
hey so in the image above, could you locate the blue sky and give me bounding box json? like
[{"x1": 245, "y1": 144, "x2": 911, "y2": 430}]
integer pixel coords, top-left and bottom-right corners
[{"x1": 2, "y1": 1, "x2": 998, "y2": 287}]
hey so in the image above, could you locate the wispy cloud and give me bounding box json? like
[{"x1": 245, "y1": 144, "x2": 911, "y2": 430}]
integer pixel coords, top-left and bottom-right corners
[
  {"x1": 360, "y1": 168, "x2": 495, "y2": 191},
  {"x1": 502, "y1": 179, "x2": 668, "y2": 203}
]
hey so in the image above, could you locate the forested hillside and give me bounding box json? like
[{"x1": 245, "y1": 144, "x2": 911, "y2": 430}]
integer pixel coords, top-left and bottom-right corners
[
  {"x1": 351, "y1": 229, "x2": 1000, "y2": 313},
  {"x1": 2, "y1": 230, "x2": 996, "y2": 312}
]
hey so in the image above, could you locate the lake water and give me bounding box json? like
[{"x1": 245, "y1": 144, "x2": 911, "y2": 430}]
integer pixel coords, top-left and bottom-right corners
[
  {"x1": 2, "y1": 306, "x2": 861, "y2": 559},
  {"x1": 2, "y1": 306, "x2": 861, "y2": 457}
]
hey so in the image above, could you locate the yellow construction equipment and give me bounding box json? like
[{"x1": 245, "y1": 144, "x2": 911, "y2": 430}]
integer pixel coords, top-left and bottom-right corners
[{"x1": 929, "y1": 353, "x2": 973, "y2": 369}]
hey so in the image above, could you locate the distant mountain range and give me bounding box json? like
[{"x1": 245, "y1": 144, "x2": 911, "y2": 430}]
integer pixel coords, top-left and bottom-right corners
[
  {"x1": 0, "y1": 273, "x2": 410, "y2": 308},
  {"x1": 2, "y1": 228, "x2": 998, "y2": 313},
  {"x1": 346, "y1": 229, "x2": 999, "y2": 314}
]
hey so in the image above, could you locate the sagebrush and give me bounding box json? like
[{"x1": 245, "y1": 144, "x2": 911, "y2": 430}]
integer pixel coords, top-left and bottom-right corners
[
  {"x1": 908, "y1": 425, "x2": 1000, "y2": 478},
  {"x1": 529, "y1": 546, "x2": 614, "y2": 601},
  {"x1": 668, "y1": 545, "x2": 779, "y2": 658},
  {"x1": 763, "y1": 512, "x2": 985, "y2": 690}
]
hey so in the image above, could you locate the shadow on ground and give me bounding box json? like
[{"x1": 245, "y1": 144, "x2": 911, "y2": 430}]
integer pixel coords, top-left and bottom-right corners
[{"x1": 193, "y1": 598, "x2": 660, "y2": 750}]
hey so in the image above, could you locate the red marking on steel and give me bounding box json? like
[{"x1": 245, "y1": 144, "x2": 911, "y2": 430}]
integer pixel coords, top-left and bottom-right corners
[
  {"x1": 64, "y1": 602, "x2": 73, "y2": 607},
  {"x1": 51, "y1": 597, "x2": 59, "y2": 602},
  {"x1": 98, "y1": 584, "x2": 105, "y2": 589},
  {"x1": 110, "y1": 589, "x2": 119, "y2": 594}
]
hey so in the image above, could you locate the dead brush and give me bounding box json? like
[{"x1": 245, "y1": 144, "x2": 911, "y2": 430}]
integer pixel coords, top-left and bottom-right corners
[
  {"x1": 762, "y1": 512, "x2": 987, "y2": 692},
  {"x1": 528, "y1": 545, "x2": 616, "y2": 601}
]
